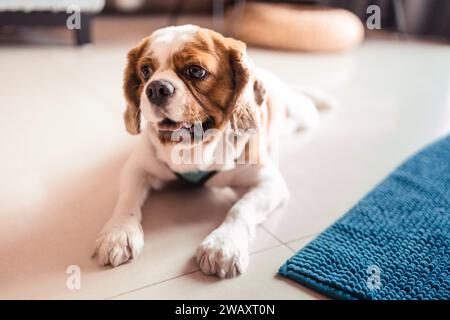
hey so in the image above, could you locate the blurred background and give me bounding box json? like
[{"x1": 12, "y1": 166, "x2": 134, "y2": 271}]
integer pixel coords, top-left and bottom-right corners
[
  {"x1": 0, "y1": 0, "x2": 449, "y2": 300},
  {"x1": 0, "y1": 0, "x2": 449, "y2": 46}
]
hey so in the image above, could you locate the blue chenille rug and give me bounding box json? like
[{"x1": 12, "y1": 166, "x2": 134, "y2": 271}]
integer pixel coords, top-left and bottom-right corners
[{"x1": 279, "y1": 135, "x2": 450, "y2": 300}]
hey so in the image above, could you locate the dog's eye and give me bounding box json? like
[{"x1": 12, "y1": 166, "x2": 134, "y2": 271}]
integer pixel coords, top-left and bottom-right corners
[
  {"x1": 140, "y1": 65, "x2": 152, "y2": 80},
  {"x1": 185, "y1": 65, "x2": 207, "y2": 80}
]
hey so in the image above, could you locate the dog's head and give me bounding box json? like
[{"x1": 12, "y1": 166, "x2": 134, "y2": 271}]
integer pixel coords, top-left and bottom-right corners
[{"x1": 123, "y1": 25, "x2": 264, "y2": 145}]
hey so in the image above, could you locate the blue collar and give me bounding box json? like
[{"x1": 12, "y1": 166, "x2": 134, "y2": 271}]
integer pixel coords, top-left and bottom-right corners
[{"x1": 175, "y1": 170, "x2": 217, "y2": 185}]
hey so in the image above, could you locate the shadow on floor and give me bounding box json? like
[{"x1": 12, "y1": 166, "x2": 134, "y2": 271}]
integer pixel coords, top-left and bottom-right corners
[{"x1": 0, "y1": 143, "x2": 241, "y2": 298}]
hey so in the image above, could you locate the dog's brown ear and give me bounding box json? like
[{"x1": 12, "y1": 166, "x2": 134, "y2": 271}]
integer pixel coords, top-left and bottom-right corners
[
  {"x1": 123, "y1": 39, "x2": 148, "y2": 135},
  {"x1": 226, "y1": 38, "x2": 259, "y2": 131}
]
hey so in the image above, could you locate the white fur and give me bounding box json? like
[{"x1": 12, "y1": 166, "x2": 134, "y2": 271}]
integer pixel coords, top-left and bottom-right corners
[
  {"x1": 93, "y1": 25, "x2": 335, "y2": 277},
  {"x1": 140, "y1": 68, "x2": 188, "y2": 123},
  {"x1": 148, "y1": 24, "x2": 199, "y2": 63},
  {"x1": 140, "y1": 25, "x2": 199, "y2": 124}
]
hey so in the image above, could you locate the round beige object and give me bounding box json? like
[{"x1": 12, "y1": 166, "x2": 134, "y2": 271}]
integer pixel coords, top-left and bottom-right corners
[{"x1": 226, "y1": 3, "x2": 364, "y2": 52}]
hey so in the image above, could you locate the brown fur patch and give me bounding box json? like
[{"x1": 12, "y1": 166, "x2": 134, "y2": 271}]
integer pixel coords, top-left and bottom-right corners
[
  {"x1": 123, "y1": 38, "x2": 150, "y2": 135},
  {"x1": 227, "y1": 44, "x2": 258, "y2": 131},
  {"x1": 171, "y1": 29, "x2": 259, "y2": 134},
  {"x1": 171, "y1": 30, "x2": 234, "y2": 130},
  {"x1": 123, "y1": 28, "x2": 261, "y2": 146}
]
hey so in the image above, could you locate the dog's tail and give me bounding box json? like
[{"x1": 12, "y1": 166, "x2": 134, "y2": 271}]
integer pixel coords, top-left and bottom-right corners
[
  {"x1": 285, "y1": 85, "x2": 338, "y2": 131},
  {"x1": 290, "y1": 85, "x2": 339, "y2": 110}
]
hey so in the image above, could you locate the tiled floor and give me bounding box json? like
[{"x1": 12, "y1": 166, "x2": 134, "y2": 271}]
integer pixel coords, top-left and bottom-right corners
[{"x1": 0, "y1": 16, "x2": 449, "y2": 300}]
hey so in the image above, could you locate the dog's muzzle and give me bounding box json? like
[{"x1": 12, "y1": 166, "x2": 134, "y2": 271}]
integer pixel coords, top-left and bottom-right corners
[{"x1": 146, "y1": 79, "x2": 175, "y2": 106}]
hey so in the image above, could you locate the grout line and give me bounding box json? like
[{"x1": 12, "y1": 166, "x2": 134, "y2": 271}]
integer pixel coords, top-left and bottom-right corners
[
  {"x1": 283, "y1": 243, "x2": 296, "y2": 254},
  {"x1": 284, "y1": 234, "x2": 319, "y2": 253},
  {"x1": 249, "y1": 242, "x2": 285, "y2": 256},
  {"x1": 284, "y1": 233, "x2": 320, "y2": 246},
  {"x1": 108, "y1": 225, "x2": 302, "y2": 299},
  {"x1": 260, "y1": 225, "x2": 285, "y2": 245},
  {"x1": 259, "y1": 226, "x2": 318, "y2": 250},
  {"x1": 106, "y1": 268, "x2": 201, "y2": 300},
  {"x1": 107, "y1": 243, "x2": 286, "y2": 300}
]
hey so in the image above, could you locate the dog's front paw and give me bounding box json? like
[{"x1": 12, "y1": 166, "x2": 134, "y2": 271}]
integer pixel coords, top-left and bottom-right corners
[
  {"x1": 93, "y1": 221, "x2": 144, "y2": 267},
  {"x1": 196, "y1": 228, "x2": 249, "y2": 278}
]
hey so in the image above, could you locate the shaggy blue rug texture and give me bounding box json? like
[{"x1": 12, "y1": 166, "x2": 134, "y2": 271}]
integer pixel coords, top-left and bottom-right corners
[{"x1": 279, "y1": 135, "x2": 450, "y2": 299}]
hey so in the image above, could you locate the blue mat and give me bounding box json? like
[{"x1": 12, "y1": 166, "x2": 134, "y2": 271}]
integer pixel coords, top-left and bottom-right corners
[{"x1": 279, "y1": 135, "x2": 450, "y2": 300}]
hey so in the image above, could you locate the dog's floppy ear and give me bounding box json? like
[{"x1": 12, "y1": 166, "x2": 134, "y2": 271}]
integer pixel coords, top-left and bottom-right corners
[
  {"x1": 226, "y1": 38, "x2": 260, "y2": 131},
  {"x1": 123, "y1": 39, "x2": 148, "y2": 135}
]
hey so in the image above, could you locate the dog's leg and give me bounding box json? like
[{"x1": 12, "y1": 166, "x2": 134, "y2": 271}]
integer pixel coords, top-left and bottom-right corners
[
  {"x1": 197, "y1": 164, "x2": 289, "y2": 278},
  {"x1": 93, "y1": 156, "x2": 152, "y2": 267}
]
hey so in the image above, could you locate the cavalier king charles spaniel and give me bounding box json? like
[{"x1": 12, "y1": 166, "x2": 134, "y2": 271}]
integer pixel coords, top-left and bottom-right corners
[{"x1": 93, "y1": 25, "x2": 335, "y2": 278}]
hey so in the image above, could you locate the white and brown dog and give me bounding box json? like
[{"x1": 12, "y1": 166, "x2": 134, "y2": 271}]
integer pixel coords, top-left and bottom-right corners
[{"x1": 93, "y1": 25, "x2": 335, "y2": 278}]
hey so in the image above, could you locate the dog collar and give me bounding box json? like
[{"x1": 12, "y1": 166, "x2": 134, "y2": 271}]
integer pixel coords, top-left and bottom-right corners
[
  {"x1": 175, "y1": 170, "x2": 218, "y2": 185},
  {"x1": 149, "y1": 142, "x2": 219, "y2": 185}
]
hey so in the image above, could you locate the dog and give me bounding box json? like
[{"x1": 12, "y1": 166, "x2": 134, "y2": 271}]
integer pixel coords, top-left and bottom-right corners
[{"x1": 93, "y1": 25, "x2": 335, "y2": 278}]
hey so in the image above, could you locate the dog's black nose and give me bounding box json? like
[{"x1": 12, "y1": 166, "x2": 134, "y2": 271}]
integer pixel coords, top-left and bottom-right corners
[{"x1": 146, "y1": 80, "x2": 175, "y2": 106}]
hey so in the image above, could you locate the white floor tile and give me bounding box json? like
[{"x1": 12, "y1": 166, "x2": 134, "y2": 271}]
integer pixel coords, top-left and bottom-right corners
[
  {"x1": 0, "y1": 179, "x2": 279, "y2": 299},
  {"x1": 0, "y1": 17, "x2": 449, "y2": 300},
  {"x1": 261, "y1": 40, "x2": 450, "y2": 243},
  {"x1": 114, "y1": 243, "x2": 325, "y2": 300},
  {"x1": 286, "y1": 236, "x2": 318, "y2": 252}
]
